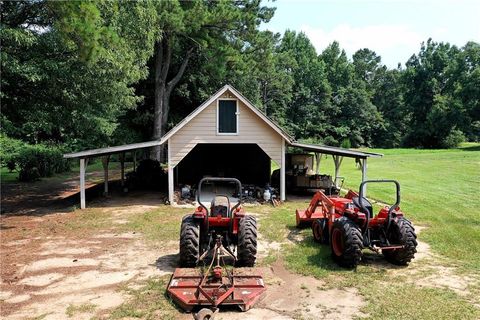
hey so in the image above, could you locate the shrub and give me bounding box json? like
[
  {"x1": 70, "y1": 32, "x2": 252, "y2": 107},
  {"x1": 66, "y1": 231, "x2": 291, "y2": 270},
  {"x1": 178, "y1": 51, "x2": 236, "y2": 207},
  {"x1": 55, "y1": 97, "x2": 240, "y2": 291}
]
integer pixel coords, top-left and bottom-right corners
[
  {"x1": 442, "y1": 129, "x2": 465, "y2": 148},
  {"x1": 16, "y1": 144, "x2": 70, "y2": 181},
  {"x1": 0, "y1": 135, "x2": 71, "y2": 182},
  {"x1": 0, "y1": 135, "x2": 25, "y2": 168},
  {"x1": 340, "y1": 138, "x2": 352, "y2": 149}
]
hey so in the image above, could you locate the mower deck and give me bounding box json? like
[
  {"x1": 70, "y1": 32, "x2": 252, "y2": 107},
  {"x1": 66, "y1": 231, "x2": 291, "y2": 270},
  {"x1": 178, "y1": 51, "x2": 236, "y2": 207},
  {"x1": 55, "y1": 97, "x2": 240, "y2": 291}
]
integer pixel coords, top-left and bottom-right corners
[{"x1": 167, "y1": 267, "x2": 266, "y2": 312}]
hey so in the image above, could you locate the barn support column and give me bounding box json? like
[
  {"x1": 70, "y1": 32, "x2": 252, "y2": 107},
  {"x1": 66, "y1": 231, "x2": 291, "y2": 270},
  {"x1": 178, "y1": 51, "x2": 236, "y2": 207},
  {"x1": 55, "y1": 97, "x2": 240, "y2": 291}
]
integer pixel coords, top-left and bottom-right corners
[
  {"x1": 102, "y1": 155, "x2": 110, "y2": 195},
  {"x1": 119, "y1": 152, "x2": 125, "y2": 188},
  {"x1": 360, "y1": 158, "x2": 367, "y2": 196},
  {"x1": 168, "y1": 140, "x2": 174, "y2": 204},
  {"x1": 315, "y1": 153, "x2": 322, "y2": 174},
  {"x1": 79, "y1": 157, "x2": 88, "y2": 209},
  {"x1": 280, "y1": 139, "x2": 286, "y2": 201},
  {"x1": 132, "y1": 151, "x2": 137, "y2": 172},
  {"x1": 333, "y1": 155, "x2": 344, "y2": 188}
]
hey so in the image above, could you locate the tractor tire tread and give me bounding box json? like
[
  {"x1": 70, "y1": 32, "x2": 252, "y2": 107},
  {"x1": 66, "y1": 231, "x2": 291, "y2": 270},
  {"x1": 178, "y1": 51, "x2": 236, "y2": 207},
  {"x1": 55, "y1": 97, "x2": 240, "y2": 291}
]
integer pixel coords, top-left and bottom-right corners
[
  {"x1": 384, "y1": 217, "x2": 417, "y2": 265},
  {"x1": 331, "y1": 217, "x2": 363, "y2": 268},
  {"x1": 179, "y1": 215, "x2": 200, "y2": 267},
  {"x1": 237, "y1": 216, "x2": 257, "y2": 267}
]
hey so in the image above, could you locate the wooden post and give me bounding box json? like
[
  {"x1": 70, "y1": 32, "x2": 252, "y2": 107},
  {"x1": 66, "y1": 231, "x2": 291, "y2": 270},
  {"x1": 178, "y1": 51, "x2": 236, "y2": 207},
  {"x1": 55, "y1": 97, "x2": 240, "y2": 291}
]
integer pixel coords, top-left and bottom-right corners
[
  {"x1": 168, "y1": 140, "x2": 174, "y2": 204},
  {"x1": 119, "y1": 152, "x2": 125, "y2": 187},
  {"x1": 280, "y1": 139, "x2": 286, "y2": 201},
  {"x1": 333, "y1": 155, "x2": 343, "y2": 188},
  {"x1": 80, "y1": 158, "x2": 86, "y2": 209},
  {"x1": 133, "y1": 151, "x2": 137, "y2": 172},
  {"x1": 102, "y1": 155, "x2": 110, "y2": 195},
  {"x1": 315, "y1": 153, "x2": 322, "y2": 175},
  {"x1": 361, "y1": 158, "x2": 367, "y2": 196}
]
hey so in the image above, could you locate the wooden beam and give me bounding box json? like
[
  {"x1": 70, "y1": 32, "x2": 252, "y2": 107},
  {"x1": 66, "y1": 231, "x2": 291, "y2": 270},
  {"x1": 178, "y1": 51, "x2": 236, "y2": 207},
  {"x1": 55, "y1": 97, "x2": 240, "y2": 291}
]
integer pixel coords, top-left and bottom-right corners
[
  {"x1": 361, "y1": 158, "x2": 368, "y2": 196},
  {"x1": 102, "y1": 155, "x2": 110, "y2": 195},
  {"x1": 133, "y1": 151, "x2": 137, "y2": 172},
  {"x1": 80, "y1": 158, "x2": 86, "y2": 209},
  {"x1": 333, "y1": 155, "x2": 344, "y2": 188},
  {"x1": 119, "y1": 152, "x2": 125, "y2": 187},
  {"x1": 168, "y1": 140, "x2": 174, "y2": 204},
  {"x1": 315, "y1": 153, "x2": 322, "y2": 175},
  {"x1": 280, "y1": 139, "x2": 286, "y2": 201}
]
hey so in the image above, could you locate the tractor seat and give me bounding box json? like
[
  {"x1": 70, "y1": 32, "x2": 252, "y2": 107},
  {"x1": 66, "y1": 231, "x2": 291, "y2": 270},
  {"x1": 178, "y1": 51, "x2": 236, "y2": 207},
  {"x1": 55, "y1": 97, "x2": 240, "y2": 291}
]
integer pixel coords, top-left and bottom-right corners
[
  {"x1": 210, "y1": 196, "x2": 230, "y2": 217},
  {"x1": 352, "y1": 196, "x2": 373, "y2": 218}
]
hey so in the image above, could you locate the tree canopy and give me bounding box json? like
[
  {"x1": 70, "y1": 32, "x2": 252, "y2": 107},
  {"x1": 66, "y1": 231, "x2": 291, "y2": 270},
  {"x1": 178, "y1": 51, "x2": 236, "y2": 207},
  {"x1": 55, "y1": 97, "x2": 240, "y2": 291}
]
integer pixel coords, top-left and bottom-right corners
[{"x1": 1, "y1": 0, "x2": 479, "y2": 154}]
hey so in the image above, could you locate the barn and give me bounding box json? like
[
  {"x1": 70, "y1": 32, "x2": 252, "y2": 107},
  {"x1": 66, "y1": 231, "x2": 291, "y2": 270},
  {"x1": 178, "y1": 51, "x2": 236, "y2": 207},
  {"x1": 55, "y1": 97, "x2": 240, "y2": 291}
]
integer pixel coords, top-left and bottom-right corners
[{"x1": 64, "y1": 85, "x2": 381, "y2": 208}]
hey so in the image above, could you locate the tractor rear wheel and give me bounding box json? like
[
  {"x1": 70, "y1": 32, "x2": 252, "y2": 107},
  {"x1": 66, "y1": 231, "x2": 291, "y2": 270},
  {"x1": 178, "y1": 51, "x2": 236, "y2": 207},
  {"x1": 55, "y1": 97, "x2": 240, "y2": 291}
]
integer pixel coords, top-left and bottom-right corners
[
  {"x1": 237, "y1": 216, "x2": 257, "y2": 267},
  {"x1": 330, "y1": 217, "x2": 363, "y2": 268},
  {"x1": 383, "y1": 218, "x2": 417, "y2": 265},
  {"x1": 312, "y1": 218, "x2": 329, "y2": 244},
  {"x1": 179, "y1": 215, "x2": 200, "y2": 267}
]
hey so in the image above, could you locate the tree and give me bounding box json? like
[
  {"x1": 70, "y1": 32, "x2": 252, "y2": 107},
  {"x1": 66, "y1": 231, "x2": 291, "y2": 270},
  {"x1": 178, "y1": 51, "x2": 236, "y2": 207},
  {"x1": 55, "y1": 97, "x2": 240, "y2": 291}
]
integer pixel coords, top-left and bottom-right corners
[
  {"x1": 403, "y1": 39, "x2": 464, "y2": 148},
  {"x1": 319, "y1": 42, "x2": 383, "y2": 147},
  {"x1": 277, "y1": 31, "x2": 331, "y2": 141},
  {"x1": 1, "y1": 0, "x2": 158, "y2": 149},
  {"x1": 150, "y1": 0, "x2": 274, "y2": 160}
]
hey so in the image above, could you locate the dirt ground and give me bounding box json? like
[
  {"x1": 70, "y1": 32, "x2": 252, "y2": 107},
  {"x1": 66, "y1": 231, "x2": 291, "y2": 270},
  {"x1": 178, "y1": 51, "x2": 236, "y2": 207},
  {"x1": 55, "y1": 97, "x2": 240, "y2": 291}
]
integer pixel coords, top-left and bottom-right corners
[
  {"x1": 1, "y1": 177, "x2": 476, "y2": 319},
  {"x1": 0, "y1": 192, "x2": 369, "y2": 320}
]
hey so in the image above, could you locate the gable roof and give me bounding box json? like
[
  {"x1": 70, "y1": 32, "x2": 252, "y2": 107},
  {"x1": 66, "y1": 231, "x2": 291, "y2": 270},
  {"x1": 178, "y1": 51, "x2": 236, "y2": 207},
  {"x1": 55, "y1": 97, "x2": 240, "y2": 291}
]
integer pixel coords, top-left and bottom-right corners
[{"x1": 161, "y1": 84, "x2": 293, "y2": 142}]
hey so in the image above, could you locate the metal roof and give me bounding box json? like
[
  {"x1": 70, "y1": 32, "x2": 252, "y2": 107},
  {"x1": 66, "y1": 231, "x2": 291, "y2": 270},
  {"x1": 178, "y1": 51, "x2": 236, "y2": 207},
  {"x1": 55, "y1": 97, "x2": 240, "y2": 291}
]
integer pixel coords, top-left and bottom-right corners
[
  {"x1": 289, "y1": 142, "x2": 383, "y2": 159},
  {"x1": 64, "y1": 139, "x2": 167, "y2": 159}
]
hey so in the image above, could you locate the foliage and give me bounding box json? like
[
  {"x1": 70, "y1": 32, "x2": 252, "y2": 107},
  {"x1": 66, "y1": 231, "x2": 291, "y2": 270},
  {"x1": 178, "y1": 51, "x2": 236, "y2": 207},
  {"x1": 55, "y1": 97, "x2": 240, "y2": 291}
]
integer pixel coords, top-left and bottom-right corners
[
  {"x1": 15, "y1": 144, "x2": 70, "y2": 182},
  {"x1": 0, "y1": 135, "x2": 70, "y2": 182},
  {"x1": 1, "y1": 1, "x2": 479, "y2": 151}
]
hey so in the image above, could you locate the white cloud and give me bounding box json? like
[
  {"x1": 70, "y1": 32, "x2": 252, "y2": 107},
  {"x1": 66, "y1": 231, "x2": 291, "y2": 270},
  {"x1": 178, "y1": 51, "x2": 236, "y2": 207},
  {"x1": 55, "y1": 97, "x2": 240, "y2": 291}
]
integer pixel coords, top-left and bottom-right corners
[{"x1": 300, "y1": 24, "x2": 424, "y2": 67}]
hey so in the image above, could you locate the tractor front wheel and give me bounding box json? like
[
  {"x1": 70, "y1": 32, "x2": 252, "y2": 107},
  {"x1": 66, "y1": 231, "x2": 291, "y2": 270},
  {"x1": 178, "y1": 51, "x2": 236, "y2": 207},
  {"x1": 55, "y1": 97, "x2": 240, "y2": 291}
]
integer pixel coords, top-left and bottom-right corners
[
  {"x1": 179, "y1": 215, "x2": 200, "y2": 267},
  {"x1": 383, "y1": 218, "x2": 417, "y2": 265},
  {"x1": 330, "y1": 217, "x2": 363, "y2": 268},
  {"x1": 312, "y1": 218, "x2": 329, "y2": 244},
  {"x1": 237, "y1": 216, "x2": 257, "y2": 267}
]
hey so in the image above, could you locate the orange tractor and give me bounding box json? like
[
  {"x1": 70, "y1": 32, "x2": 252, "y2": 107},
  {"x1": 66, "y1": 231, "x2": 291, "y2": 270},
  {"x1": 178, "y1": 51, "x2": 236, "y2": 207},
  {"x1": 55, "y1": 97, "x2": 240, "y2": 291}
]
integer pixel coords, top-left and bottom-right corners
[
  {"x1": 296, "y1": 180, "x2": 417, "y2": 267},
  {"x1": 167, "y1": 178, "x2": 266, "y2": 319}
]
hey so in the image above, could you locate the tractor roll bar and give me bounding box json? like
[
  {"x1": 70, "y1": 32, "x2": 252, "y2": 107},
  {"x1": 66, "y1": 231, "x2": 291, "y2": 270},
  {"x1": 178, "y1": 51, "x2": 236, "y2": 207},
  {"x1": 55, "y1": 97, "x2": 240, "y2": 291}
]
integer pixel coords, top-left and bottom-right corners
[
  {"x1": 197, "y1": 177, "x2": 242, "y2": 215},
  {"x1": 358, "y1": 179, "x2": 401, "y2": 233}
]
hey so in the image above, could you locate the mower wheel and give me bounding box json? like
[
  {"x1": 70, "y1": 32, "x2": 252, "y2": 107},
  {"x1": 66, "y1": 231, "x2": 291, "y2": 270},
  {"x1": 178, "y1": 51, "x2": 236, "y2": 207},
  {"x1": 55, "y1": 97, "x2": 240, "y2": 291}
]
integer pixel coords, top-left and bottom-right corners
[
  {"x1": 330, "y1": 217, "x2": 363, "y2": 268},
  {"x1": 383, "y1": 218, "x2": 417, "y2": 265},
  {"x1": 194, "y1": 308, "x2": 214, "y2": 320},
  {"x1": 312, "y1": 218, "x2": 329, "y2": 244},
  {"x1": 179, "y1": 215, "x2": 200, "y2": 267},
  {"x1": 237, "y1": 216, "x2": 257, "y2": 267}
]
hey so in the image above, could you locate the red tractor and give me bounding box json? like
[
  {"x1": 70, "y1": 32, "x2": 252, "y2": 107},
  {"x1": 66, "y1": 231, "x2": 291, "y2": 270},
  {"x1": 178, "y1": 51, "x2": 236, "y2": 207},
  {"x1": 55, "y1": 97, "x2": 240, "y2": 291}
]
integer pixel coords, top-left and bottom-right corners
[
  {"x1": 296, "y1": 180, "x2": 417, "y2": 268},
  {"x1": 179, "y1": 177, "x2": 257, "y2": 267}
]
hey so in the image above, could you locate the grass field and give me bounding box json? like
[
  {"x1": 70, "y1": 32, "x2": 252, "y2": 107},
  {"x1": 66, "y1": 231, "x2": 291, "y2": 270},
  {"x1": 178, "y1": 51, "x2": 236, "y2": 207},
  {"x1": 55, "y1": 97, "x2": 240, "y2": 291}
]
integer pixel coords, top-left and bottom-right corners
[{"x1": 258, "y1": 142, "x2": 480, "y2": 319}]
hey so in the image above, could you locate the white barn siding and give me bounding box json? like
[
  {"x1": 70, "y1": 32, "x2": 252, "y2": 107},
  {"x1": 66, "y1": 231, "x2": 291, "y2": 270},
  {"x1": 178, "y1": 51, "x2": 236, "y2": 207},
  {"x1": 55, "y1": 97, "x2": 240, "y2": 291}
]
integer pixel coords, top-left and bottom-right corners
[{"x1": 169, "y1": 90, "x2": 283, "y2": 167}]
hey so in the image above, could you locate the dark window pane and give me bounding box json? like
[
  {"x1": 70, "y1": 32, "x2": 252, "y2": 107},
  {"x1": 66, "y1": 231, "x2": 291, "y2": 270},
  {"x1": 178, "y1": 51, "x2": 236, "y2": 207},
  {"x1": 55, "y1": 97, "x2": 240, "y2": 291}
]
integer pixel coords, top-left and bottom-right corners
[{"x1": 218, "y1": 100, "x2": 237, "y2": 133}]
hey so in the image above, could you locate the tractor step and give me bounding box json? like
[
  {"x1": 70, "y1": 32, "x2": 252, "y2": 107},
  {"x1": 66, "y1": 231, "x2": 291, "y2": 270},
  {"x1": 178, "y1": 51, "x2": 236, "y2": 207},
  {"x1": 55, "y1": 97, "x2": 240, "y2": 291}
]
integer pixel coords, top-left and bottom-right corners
[{"x1": 167, "y1": 267, "x2": 266, "y2": 312}]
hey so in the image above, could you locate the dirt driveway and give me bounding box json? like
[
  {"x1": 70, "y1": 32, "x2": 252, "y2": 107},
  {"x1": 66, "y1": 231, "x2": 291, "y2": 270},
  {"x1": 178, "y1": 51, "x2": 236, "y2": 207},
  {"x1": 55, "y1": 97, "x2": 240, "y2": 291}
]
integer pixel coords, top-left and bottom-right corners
[{"x1": 1, "y1": 186, "x2": 373, "y2": 320}]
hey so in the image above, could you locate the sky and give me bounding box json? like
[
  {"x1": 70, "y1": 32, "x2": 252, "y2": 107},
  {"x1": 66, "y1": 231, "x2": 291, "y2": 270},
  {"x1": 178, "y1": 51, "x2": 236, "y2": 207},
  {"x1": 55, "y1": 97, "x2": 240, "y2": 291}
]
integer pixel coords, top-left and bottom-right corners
[{"x1": 262, "y1": 0, "x2": 480, "y2": 68}]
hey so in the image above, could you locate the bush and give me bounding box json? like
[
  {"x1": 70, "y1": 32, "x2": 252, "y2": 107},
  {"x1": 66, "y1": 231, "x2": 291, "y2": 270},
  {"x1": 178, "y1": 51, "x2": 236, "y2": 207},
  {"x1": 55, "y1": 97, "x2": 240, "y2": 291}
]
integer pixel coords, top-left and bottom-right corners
[
  {"x1": 0, "y1": 135, "x2": 25, "y2": 168},
  {"x1": 15, "y1": 144, "x2": 71, "y2": 181},
  {"x1": 441, "y1": 129, "x2": 465, "y2": 148},
  {"x1": 340, "y1": 138, "x2": 352, "y2": 149}
]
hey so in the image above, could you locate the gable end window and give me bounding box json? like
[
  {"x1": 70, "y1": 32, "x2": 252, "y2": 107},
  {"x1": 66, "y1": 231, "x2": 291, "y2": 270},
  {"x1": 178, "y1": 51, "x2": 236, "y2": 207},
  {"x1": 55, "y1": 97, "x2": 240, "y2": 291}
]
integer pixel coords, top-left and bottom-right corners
[{"x1": 217, "y1": 100, "x2": 238, "y2": 134}]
